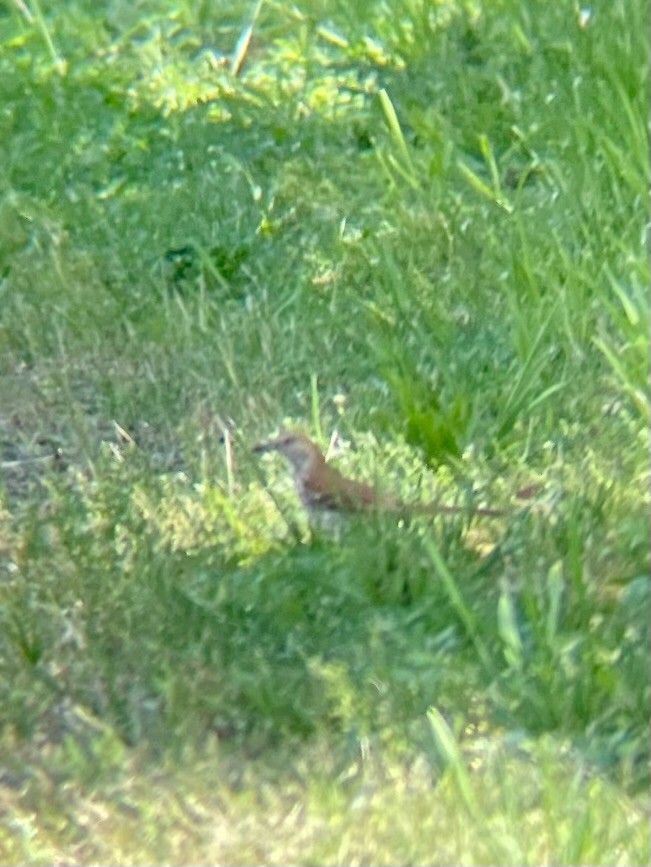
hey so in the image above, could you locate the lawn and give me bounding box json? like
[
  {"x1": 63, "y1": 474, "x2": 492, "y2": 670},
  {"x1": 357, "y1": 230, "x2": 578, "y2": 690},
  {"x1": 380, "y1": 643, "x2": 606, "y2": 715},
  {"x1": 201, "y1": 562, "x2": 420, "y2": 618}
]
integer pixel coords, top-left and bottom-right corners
[{"x1": 0, "y1": 0, "x2": 649, "y2": 864}]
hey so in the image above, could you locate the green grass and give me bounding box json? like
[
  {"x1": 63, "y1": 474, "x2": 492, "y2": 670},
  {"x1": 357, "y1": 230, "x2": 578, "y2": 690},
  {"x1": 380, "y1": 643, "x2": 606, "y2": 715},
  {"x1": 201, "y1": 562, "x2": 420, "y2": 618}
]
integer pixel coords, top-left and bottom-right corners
[{"x1": 0, "y1": 0, "x2": 649, "y2": 863}]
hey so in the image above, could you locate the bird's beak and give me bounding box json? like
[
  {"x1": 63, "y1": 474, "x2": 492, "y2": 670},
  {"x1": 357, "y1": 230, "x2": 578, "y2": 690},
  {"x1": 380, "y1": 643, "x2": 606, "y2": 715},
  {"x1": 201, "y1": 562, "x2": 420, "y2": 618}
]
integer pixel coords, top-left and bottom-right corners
[
  {"x1": 253, "y1": 430, "x2": 291, "y2": 454},
  {"x1": 252, "y1": 438, "x2": 277, "y2": 454}
]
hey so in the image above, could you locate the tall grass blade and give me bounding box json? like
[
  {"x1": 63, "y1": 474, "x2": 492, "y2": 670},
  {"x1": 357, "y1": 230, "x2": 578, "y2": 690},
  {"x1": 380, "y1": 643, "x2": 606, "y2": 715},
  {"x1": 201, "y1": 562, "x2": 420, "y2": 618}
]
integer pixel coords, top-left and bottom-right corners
[
  {"x1": 423, "y1": 538, "x2": 494, "y2": 674},
  {"x1": 427, "y1": 707, "x2": 484, "y2": 822}
]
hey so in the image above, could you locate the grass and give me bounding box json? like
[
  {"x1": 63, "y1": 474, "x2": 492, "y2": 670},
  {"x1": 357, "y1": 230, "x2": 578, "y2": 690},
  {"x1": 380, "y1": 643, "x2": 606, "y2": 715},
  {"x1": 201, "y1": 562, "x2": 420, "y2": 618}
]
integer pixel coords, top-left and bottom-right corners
[{"x1": 0, "y1": 0, "x2": 649, "y2": 863}]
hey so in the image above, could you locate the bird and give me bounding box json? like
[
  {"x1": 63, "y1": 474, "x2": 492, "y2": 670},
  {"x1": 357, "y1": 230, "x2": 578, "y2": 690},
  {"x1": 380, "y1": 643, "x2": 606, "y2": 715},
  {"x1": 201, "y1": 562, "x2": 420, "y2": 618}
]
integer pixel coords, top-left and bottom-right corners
[{"x1": 253, "y1": 430, "x2": 506, "y2": 527}]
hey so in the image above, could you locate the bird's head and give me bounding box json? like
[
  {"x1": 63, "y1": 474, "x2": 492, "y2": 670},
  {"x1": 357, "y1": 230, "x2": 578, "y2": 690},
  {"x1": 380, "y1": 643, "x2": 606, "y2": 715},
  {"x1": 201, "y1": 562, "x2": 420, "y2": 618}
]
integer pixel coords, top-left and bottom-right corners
[{"x1": 253, "y1": 430, "x2": 324, "y2": 477}]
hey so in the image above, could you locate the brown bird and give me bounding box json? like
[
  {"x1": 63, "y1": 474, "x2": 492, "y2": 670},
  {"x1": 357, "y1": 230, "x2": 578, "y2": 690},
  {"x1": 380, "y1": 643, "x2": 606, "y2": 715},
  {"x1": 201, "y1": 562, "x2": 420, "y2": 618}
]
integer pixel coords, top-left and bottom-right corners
[{"x1": 253, "y1": 430, "x2": 505, "y2": 527}]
